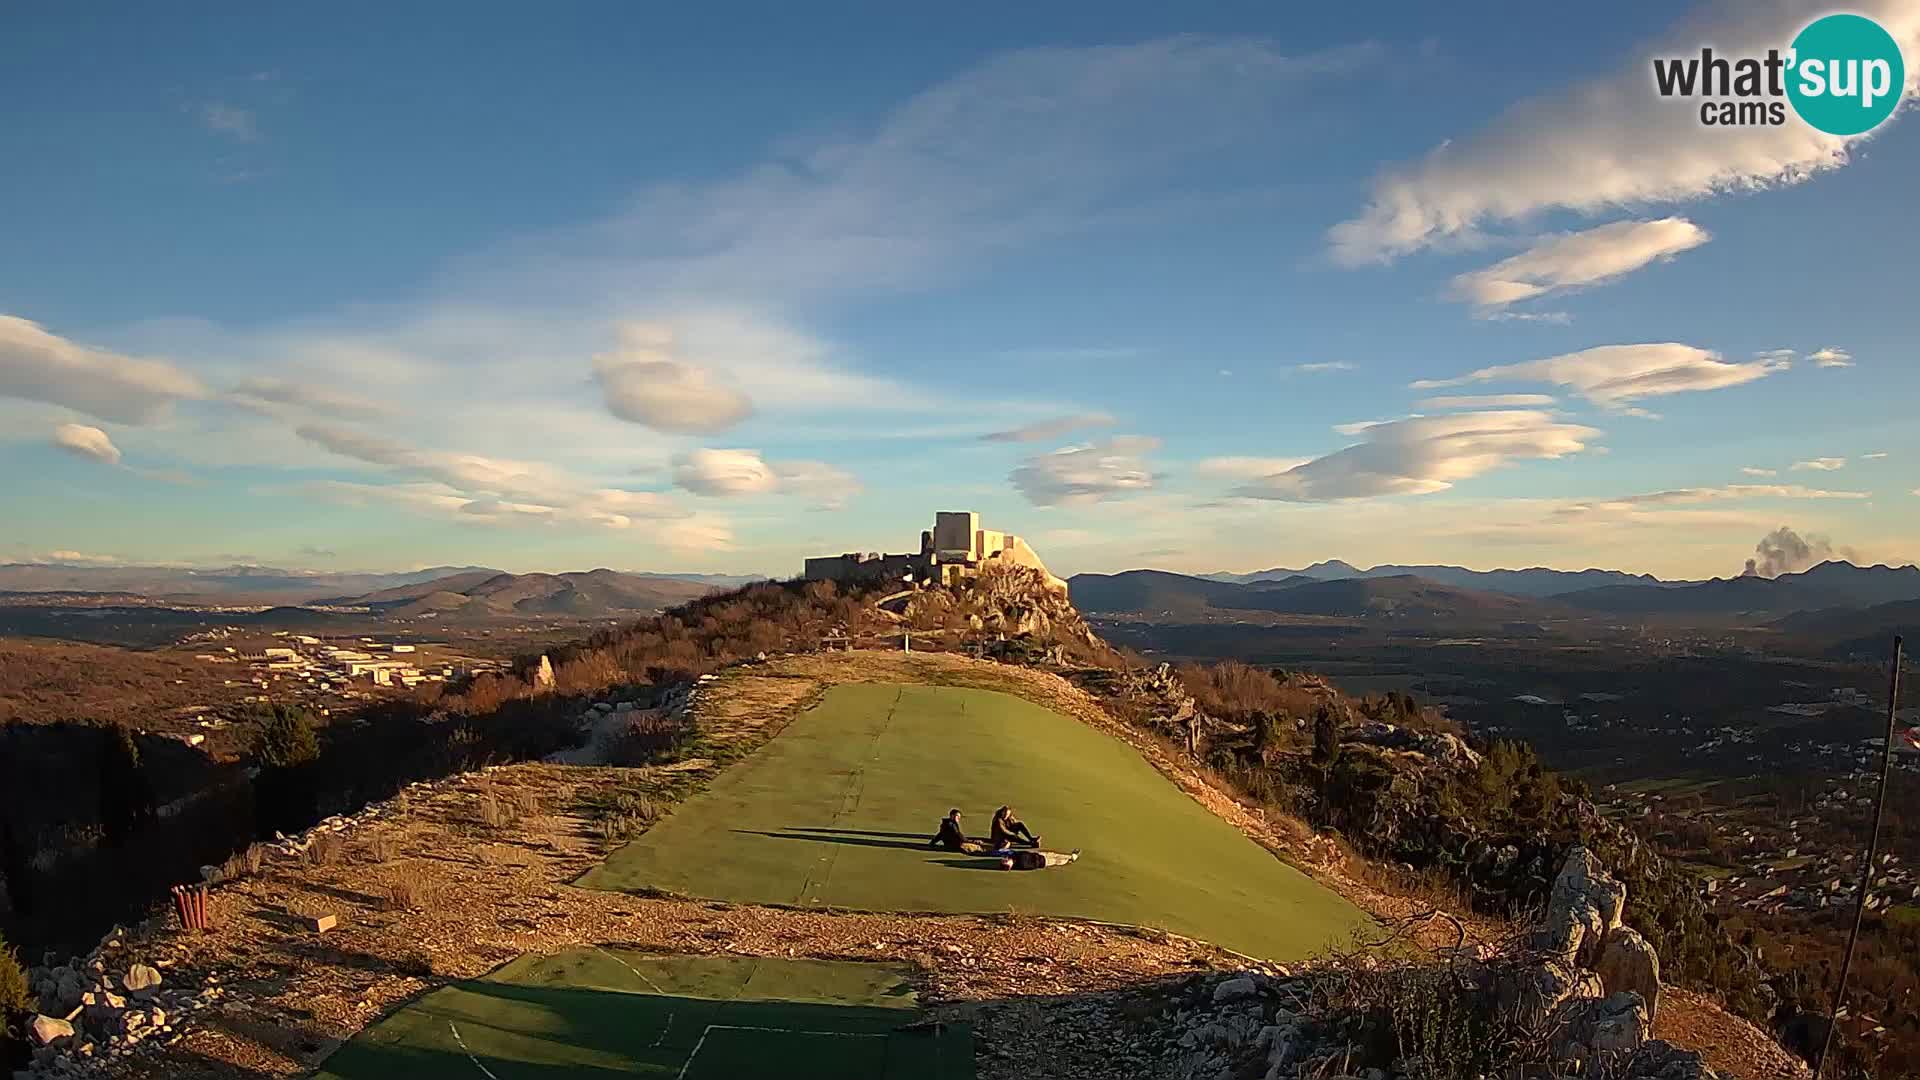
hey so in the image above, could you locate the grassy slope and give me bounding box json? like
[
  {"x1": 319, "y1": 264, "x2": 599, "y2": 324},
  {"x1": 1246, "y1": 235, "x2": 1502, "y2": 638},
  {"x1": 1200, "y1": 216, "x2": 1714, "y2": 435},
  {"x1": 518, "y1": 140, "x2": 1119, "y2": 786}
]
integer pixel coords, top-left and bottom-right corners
[
  {"x1": 580, "y1": 683, "x2": 1372, "y2": 961},
  {"x1": 313, "y1": 951, "x2": 968, "y2": 1080}
]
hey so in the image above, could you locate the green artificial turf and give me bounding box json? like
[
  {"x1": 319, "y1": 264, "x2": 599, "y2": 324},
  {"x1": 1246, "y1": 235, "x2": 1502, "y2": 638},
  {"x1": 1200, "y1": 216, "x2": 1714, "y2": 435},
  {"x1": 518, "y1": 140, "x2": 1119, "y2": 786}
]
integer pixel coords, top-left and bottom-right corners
[
  {"x1": 313, "y1": 951, "x2": 969, "y2": 1080},
  {"x1": 579, "y1": 682, "x2": 1373, "y2": 961}
]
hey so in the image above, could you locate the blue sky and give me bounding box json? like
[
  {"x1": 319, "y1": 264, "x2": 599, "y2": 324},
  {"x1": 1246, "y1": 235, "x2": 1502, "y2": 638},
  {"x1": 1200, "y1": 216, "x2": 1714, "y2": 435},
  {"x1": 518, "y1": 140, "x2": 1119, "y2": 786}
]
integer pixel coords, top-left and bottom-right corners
[{"x1": 3, "y1": 1, "x2": 1916, "y2": 580}]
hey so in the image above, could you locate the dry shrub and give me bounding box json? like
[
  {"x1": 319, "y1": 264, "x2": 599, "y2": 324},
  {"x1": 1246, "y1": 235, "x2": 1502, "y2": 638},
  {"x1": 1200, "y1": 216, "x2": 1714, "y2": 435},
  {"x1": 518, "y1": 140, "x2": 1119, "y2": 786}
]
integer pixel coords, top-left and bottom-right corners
[
  {"x1": 220, "y1": 842, "x2": 266, "y2": 881},
  {"x1": 509, "y1": 788, "x2": 540, "y2": 818},
  {"x1": 475, "y1": 786, "x2": 518, "y2": 829},
  {"x1": 607, "y1": 712, "x2": 686, "y2": 766},
  {"x1": 360, "y1": 833, "x2": 395, "y2": 864},
  {"x1": 303, "y1": 833, "x2": 345, "y2": 868},
  {"x1": 384, "y1": 869, "x2": 433, "y2": 912}
]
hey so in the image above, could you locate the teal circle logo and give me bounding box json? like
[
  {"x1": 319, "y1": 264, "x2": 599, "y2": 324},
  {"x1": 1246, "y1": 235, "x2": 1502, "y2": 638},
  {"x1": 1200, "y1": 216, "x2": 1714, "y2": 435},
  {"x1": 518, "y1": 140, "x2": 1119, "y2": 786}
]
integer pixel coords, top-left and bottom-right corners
[{"x1": 1787, "y1": 14, "x2": 1906, "y2": 135}]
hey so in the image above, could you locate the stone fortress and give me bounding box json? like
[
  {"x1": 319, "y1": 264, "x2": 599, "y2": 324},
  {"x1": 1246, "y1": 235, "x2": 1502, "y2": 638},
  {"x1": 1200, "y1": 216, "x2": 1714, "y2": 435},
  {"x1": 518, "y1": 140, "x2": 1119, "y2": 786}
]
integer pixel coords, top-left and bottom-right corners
[{"x1": 803, "y1": 511, "x2": 1066, "y2": 592}]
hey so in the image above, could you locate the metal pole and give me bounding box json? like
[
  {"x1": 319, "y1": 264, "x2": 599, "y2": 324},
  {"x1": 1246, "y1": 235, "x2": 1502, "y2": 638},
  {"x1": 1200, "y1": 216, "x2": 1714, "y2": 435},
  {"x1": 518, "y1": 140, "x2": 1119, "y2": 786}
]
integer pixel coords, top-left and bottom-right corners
[{"x1": 1817, "y1": 635, "x2": 1904, "y2": 1078}]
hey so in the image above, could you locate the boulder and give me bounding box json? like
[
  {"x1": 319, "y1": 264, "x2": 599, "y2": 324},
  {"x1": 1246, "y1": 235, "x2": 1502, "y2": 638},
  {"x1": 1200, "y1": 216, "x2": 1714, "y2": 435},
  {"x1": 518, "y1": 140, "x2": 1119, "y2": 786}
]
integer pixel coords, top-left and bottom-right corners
[
  {"x1": 1596, "y1": 926, "x2": 1662, "y2": 1021},
  {"x1": 30, "y1": 1015, "x2": 75, "y2": 1046},
  {"x1": 1552, "y1": 992, "x2": 1649, "y2": 1062},
  {"x1": 123, "y1": 963, "x2": 163, "y2": 998},
  {"x1": 1497, "y1": 958, "x2": 1597, "y2": 1029},
  {"x1": 1534, "y1": 847, "x2": 1626, "y2": 965},
  {"x1": 1212, "y1": 975, "x2": 1259, "y2": 1004},
  {"x1": 532, "y1": 655, "x2": 555, "y2": 691}
]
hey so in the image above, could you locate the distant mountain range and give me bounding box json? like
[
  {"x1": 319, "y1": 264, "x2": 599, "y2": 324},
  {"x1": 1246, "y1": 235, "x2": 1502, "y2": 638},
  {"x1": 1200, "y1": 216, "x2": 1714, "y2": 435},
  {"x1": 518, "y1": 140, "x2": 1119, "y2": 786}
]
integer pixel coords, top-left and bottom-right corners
[
  {"x1": 1069, "y1": 569, "x2": 1545, "y2": 622},
  {"x1": 1200, "y1": 560, "x2": 1665, "y2": 598},
  {"x1": 0, "y1": 562, "x2": 746, "y2": 613},
  {"x1": 1076, "y1": 560, "x2": 1920, "y2": 623},
  {"x1": 315, "y1": 569, "x2": 714, "y2": 618}
]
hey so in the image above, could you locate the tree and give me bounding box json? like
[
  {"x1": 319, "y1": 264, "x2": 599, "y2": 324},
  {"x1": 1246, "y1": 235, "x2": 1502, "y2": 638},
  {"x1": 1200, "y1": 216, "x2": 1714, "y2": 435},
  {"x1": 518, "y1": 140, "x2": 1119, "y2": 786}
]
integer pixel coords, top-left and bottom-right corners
[
  {"x1": 250, "y1": 704, "x2": 321, "y2": 836},
  {"x1": 1312, "y1": 704, "x2": 1342, "y2": 769},
  {"x1": 97, "y1": 722, "x2": 157, "y2": 847},
  {"x1": 250, "y1": 704, "x2": 319, "y2": 769},
  {"x1": 0, "y1": 821, "x2": 31, "y2": 917}
]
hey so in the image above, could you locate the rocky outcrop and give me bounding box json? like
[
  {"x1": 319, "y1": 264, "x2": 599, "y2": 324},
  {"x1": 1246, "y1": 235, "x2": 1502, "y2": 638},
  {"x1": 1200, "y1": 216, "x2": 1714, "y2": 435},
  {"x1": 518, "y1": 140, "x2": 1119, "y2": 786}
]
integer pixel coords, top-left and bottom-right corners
[
  {"x1": 1533, "y1": 846, "x2": 1628, "y2": 968},
  {"x1": 1343, "y1": 719, "x2": 1484, "y2": 770},
  {"x1": 1597, "y1": 926, "x2": 1663, "y2": 1021}
]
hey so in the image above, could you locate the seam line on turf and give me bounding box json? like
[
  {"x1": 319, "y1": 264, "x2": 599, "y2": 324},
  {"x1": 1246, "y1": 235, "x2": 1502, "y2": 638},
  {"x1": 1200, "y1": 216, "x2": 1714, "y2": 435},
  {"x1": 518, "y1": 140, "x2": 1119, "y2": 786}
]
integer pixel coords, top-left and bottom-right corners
[
  {"x1": 446, "y1": 1021, "x2": 501, "y2": 1080},
  {"x1": 590, "y1": 944, "x2": 669, "y2": 995}
]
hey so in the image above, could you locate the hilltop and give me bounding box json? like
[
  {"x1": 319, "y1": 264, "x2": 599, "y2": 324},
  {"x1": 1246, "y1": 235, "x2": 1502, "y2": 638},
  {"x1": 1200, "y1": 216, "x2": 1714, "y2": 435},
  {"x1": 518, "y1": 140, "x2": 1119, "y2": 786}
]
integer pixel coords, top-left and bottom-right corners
[{"x1": 314, "y1": 568, "x2": 715, "y2": 619}]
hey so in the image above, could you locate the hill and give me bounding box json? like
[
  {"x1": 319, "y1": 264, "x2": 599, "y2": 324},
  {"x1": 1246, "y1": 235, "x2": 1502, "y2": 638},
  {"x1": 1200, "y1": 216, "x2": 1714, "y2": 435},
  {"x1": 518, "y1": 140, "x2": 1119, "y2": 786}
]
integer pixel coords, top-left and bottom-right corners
[
  {"x1": 1559, "y1": 560, "x2": 1920, "y2": 617},
  {"x1": 1776, "y1": 596, "x2": 1920, "y2": 656},
  {"x1": 1068, "y1": 568, "x2": 1547, "y2": 621},
  {"x1": 1204, "y1": 560, "x2": 1664, "y2": 597},
  {"x1": 323, "y1": 568, "x2": 715, "y2": 618},
  {"x1": 0, "y1": 562, "x2": 502, "y2": 605}
]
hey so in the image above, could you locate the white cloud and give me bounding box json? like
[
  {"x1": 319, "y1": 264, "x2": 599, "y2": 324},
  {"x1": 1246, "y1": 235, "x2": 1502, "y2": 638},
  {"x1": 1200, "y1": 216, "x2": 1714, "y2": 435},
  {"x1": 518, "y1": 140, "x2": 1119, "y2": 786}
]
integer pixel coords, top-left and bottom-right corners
[
  {"x1": 1863, "y1": 451, "x2": 1889, "y2": 460},
  {"x1": 981, "y1": 412, "x2": 1115, "y2": 442},
  {"x1": 1328, "y1": 0, "x2": 1920, "y2": 264},
  {"x1": 1412, "y1": 343, "x2": 1785, "y2": 408},
  {"x1": 44, "y1": 550, "x2": 125, "y2": 566},
  {"x1": 0, "y1": 315, "x2": 206, "y2": 424},
  {"x1": 296, "y1": 423, "x2": 573, "y2": 503},
  {"x1": 51, "y1": 423, "x2": 122, "y2": 465},
  {"x1": 200, "y1": 103, "x2": 258, "y2": 142},
  {"x1": 1558, "y1": 484, "x2": 1869, "y2": 513},
  {"x1": 1415, "y1": 393, "x2": 1558, "y2": 410},
  {"x1": 770, "y1": 459, "x2": 862, "y2": 510},
  {"x1": 1011, "y1": 436, "x2": 1159, "y2": 506},
  {"x1": 671, "y1": 449, "x2": 778, "y2": 496},
  {"x1": 1809, "y1": 347, "x2": 1854, "y2": 368},
  {"x1": 1791, "y1": 457, "x2": 1847, "y2": 471},
  {"x1": 1740, "y1": 466, "x2": 1778, "y2": 477},
  {"x1": 1449, "y1": 218, "x2": 1709, "y2": 312},
  {"x1": 1232, "y1": 410, "x2": 1599, "y2": 501},
  {"x1": 669, "y1": 448, "x2": 860, "y2": 509},
  {"x1": 228, "y1": 377, "x2": 391, "y2": 419},
  {"x1": 1293, "y1": 361, "x2": 1355, "y2": 373},
  {"x1": 1195, "y1": 456, "x2": 1313, "y2": 480},
  {"x1": 592, "y1": 324, "x2": 755, "y2": 434},
  {"x1": 656, "y1": 516, "x2": 735, "y2": 554}
]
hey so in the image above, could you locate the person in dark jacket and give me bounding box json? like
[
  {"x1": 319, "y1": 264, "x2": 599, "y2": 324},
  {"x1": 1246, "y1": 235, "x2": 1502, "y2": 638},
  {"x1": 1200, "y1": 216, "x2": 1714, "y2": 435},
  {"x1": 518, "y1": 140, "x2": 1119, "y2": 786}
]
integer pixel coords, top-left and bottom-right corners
[
  {"x1": 928, "y1": 808, "x2": 985, "y2": 854},
  {"x1": 989, "y1": 806, "x2": 1041, "y2": 848}
]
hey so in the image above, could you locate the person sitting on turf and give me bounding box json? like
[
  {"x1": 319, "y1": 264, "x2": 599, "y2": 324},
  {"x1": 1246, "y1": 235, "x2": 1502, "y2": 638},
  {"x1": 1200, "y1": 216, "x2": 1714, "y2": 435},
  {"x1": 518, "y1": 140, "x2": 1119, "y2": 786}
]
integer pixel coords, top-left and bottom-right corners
[
  {"x1": 928, "y1": 808, "x2": 985, "y2": 853},
  {"x1": 989, "y1": 805, "x2": 1041, "y2": 849},
  {"x1": 999, "y1": 848, "x2": 1080, "y2": 871}
]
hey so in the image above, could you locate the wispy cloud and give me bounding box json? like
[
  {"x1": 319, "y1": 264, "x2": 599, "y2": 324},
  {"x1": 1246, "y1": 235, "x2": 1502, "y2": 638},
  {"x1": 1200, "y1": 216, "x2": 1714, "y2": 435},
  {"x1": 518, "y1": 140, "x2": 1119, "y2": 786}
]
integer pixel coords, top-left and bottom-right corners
[
  {"x1": 1, "y1": 316, "x2": 206, "y2": 424},
  {"x1": 1412, "y1": 344, "x2": 1786, "y2": 409},
  {"x1": 1449, "y1": 218, "x2": 1709, "y2": 314},
  {"x1": 1011, "y1": 436, "x2": 1160, "y2": 506},
  {"x1": 1415, "y1": 393, "x2": 1556, "y2": 410},
  {"x1": 1791, "y1": 457, "x2": 1847, "y2": 472},
  {"x1": 1292, "y1": 361, "x2": 1355, "y2": 374},
  {"x1": 981, "y1": 412, "x2": 1116, "y2": 443},
  {"x1": 1232, "y1": 410, "x2": 1598, "y2": 502},
  {"x1": 1809, "y1": 347, "x2": 1854, "y2": 368},
  {"x1": 1740, "y1": 466, "x2": 1777, "y2": 478},
  {"x1": 199, "y1": 102, "x2": 259, "y2": 142}
]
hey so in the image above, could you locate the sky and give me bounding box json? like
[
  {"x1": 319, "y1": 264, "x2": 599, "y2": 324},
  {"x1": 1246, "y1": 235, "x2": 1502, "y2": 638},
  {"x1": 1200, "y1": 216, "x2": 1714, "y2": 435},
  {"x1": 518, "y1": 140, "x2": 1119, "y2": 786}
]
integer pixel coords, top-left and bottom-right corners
[{"x1": 3, "y1": 1, "x2": 1917, "y2": 581}]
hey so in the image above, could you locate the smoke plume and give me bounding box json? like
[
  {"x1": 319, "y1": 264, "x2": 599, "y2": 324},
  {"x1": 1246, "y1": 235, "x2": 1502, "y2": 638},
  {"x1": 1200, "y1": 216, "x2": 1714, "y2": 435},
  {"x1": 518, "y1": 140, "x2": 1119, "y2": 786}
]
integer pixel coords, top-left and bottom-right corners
[{"x1": 1741, "y1": 526, "x2": 1849, "y2": 578}]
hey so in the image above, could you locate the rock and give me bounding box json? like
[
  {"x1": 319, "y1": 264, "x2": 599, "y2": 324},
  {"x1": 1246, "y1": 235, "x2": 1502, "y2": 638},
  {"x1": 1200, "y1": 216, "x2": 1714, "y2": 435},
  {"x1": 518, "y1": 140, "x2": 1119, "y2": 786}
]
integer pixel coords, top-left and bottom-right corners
[
  {"x1": 1553, "y1": 991, "x2": 1649, "y2": 1062},
  {"x1": 124, "y1": 963, "x2": 163, "y2": 998},
  {"x1": 1596, "y1": 925, "x2": 1662, "y2": 1021},
  {"x1": 1211, "y1": 976, "x2": 1259, "y2": 1004},
  {"x1": 1498, "y1": 958, "x2": 1593, "y2": 1029},
  {"x1": 30, "y1": 1015, "x2": 75, "y2": 1046},
  {"x1": 532, "y1": 655, "x2": 555, "y2": 691},
  {"x1": 1535, "y1": 846, "x2": 1627, "y2": 965}
]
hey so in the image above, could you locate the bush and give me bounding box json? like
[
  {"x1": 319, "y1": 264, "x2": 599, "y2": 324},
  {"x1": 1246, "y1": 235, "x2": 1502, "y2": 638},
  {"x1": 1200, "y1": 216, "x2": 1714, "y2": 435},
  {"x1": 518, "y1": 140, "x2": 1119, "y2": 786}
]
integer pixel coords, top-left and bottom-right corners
[
  {"x1": 97, "y1": 722, "x2": 157, "y2": 847},
  {"x1": 249, "y1": 704, "x2": 319, "y2": 768},
  {"x1": 0, "y1": 929, "x2": 27, "y2": 1016}
]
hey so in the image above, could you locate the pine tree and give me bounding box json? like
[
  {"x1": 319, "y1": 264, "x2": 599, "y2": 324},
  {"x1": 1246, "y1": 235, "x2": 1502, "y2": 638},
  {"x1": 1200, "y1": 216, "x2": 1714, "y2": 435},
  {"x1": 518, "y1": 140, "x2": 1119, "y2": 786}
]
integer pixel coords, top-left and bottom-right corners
[{"x1": 97, "y1": 722, "x2": 157, "y2": 847}]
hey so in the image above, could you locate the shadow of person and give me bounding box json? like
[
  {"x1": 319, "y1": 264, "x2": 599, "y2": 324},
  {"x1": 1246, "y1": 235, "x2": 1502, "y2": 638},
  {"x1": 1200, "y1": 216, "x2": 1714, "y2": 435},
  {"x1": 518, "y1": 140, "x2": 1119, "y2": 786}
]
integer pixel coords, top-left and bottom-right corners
[{"x1": 730, "y1": 830, "x2": 929, "y2": 851}]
